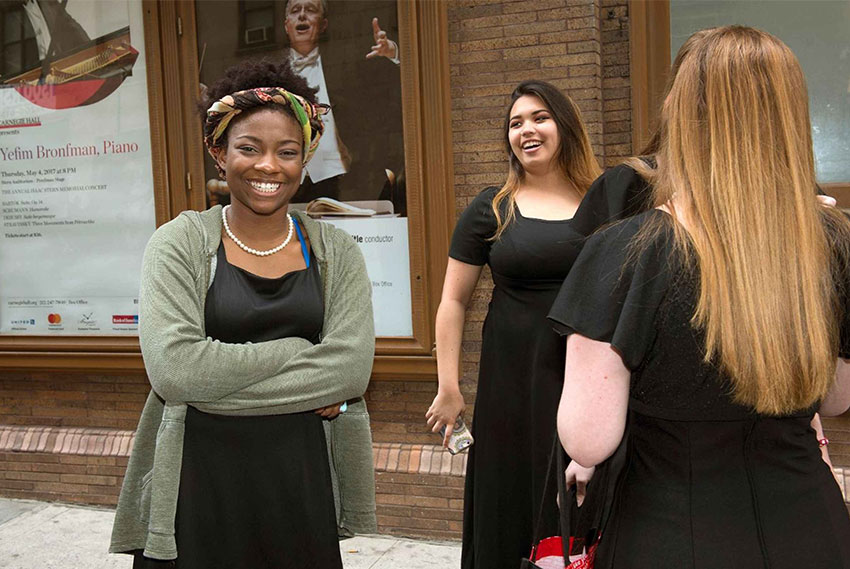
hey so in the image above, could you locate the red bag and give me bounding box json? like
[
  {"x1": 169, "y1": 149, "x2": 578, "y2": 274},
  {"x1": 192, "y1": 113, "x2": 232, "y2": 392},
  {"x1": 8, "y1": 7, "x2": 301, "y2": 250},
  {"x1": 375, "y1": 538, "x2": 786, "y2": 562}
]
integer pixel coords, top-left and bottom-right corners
[
  {"x1": 520, "y1": 421, "x2": 634, "y2": 569},
  {"x1": 520, "y1": 435, "x2": 600, "y2": 569},
  {"x1": 526, "y1": 534, "x2": 597, "y2": 569},
  {"x1": 522, "y1": 419, "x2": 632, "y2": 569}
]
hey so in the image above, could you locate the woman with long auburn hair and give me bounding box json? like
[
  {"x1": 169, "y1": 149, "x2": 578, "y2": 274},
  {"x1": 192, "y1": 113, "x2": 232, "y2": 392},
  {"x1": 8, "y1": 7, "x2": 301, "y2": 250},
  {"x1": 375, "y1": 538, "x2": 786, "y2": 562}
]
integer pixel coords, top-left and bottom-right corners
[
  {"x1": 425, "y1": 80, "x2": 600, "y2": 569},
  {"x1": 569, "y1": 27, "x2": 837, "y2": 480},
  {"x1": 551, "y1": 26, "x2": 850, "y2": 568}
]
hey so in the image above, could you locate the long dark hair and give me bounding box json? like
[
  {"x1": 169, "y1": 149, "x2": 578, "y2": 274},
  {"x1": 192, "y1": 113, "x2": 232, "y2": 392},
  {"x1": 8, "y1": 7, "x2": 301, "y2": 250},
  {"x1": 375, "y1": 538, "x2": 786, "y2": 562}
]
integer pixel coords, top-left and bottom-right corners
[{"x1": 491, "y1": 80, "x2": 600, "y2": 239}]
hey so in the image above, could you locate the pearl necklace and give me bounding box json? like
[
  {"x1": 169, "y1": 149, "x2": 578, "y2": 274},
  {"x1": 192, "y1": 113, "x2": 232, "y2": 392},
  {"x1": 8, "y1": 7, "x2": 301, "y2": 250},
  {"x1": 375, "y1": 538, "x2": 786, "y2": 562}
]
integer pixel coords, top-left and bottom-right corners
[{"x1": 221, "y1": 205, "x2": 294, "y2": 257}]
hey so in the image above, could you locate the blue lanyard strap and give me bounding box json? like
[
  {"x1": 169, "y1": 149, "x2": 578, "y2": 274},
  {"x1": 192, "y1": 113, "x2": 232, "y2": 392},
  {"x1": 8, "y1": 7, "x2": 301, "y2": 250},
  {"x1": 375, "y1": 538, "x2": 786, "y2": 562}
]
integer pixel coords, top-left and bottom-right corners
[{"x1": 293, "y1": 219, "x2": 310, "y2": 268}]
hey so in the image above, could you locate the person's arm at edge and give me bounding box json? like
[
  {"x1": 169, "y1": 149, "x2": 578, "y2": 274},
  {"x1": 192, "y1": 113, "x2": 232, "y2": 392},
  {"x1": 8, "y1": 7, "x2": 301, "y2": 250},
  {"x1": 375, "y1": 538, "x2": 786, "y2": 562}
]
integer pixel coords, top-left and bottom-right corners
[
  {"x1": 557, "y1": 334, "x2": 630, "y2": 468},
  {"x1": 426, "y1": 258, "x2": 483, "y2": 446},
  {"x1": 821, "y1": 358, "x2": 850, "y2": 416},
  {"x1": 810, "y1": 412, "x2": 834, "y2": 470}
]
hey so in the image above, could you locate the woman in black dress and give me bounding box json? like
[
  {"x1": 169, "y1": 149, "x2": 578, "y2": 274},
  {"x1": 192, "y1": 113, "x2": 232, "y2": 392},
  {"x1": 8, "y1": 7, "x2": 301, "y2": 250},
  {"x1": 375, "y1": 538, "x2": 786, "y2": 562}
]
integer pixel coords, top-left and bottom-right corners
[
  {"x1": 425, "y1": 80, "x2": 601, "y2": 569},
  {"x1": 112, "y1": 59, "x2": 376, "y2": 569},
  {"x1": 552, "y1": 26, "x2": 850, "y2": 568},
  {"x1": 569, "y1": 27, "x2": 837, "y2": 481}
]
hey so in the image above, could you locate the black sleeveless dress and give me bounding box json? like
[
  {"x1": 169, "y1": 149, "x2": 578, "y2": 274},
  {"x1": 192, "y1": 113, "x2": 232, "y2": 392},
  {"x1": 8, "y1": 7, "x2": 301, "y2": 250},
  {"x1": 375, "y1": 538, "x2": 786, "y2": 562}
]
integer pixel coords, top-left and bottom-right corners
[
  {"x1": 134, "y1": 224, "x2": 342, "y2": 569},
  {"x1": 549, "y1": 210, "x2": 850, "y2": 569},
  {"x1": 449, "y1": 187, "x2": 585, "y2": 569}
]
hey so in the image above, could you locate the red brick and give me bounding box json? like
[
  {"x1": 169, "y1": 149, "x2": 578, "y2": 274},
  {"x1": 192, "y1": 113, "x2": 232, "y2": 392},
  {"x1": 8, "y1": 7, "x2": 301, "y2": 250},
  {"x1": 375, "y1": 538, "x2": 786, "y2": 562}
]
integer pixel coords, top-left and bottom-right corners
[
  {"x1": 32, "y1": 462, "x2": 86, "y2": 475},
  {"x1": 378, "y1": 515, "x2": 449, "y2": 531},
  {"x1": 411, "y1": 507, "x2": 463, "y2": 521},
  {"x1": 503, "y1": 0, "x2": 566, "y2": 13},
  {"x1": 60, "y1": 473, "x2": 116, "y2": 486},
  {"x1": 0, "y1": 480, "x2": 35, "y2": 490},
  {"x1": 31, "y1": 481, "x2": 88, "y2": 494}
]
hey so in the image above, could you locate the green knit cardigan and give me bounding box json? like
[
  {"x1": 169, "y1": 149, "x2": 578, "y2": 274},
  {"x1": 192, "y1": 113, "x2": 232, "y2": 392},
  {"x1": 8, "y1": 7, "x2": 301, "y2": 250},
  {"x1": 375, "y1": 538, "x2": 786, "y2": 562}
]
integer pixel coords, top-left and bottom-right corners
[{"x1": 110, "y1": 206, "x2": 376, "y2": 560}]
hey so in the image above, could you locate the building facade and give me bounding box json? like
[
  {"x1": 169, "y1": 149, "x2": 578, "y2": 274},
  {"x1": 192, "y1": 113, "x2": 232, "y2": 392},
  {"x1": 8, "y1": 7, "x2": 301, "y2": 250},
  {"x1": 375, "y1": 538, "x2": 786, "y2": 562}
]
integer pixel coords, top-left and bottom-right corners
[{"x1": 0, "y1": 0, "x2": 848, "y2": 540}]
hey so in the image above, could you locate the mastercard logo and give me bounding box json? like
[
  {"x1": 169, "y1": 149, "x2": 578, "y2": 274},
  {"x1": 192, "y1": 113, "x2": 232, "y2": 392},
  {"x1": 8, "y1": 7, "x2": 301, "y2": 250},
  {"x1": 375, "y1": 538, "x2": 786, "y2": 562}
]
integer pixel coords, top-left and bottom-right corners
[{"x1": 47, "y1": 313, "x2": 62, "y2": 324}]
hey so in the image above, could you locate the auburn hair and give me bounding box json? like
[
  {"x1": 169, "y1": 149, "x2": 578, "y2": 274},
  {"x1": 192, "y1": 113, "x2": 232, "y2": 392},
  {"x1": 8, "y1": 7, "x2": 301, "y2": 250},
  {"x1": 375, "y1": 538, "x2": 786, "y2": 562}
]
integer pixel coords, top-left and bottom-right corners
[
  {"x1": 491, "y1": 80, "x2": 600, "y2": 240},
  {"x1": 631, "y1": 28, "x2": 712, "y2": 159},
  {"x1": 633, "y1": 26, "x2": 850, "y2": 414}
]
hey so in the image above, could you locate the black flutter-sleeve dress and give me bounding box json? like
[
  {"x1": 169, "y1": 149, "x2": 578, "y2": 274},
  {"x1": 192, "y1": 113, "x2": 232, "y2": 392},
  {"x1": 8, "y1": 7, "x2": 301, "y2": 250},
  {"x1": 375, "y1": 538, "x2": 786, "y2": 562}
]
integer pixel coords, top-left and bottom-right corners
[
  {"x1": 549, "y1": 209, "x2": 850, "y2": 569},
  {"x1": 449, "y1": 187, "x2": 585, "y2": 569}
]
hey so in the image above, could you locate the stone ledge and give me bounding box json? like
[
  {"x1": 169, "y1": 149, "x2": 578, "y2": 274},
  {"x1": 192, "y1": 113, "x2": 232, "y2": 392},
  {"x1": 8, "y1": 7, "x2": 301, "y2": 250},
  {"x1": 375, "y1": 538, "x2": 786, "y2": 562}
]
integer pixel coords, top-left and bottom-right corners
[
  {"x1": 0, "y1": 426, "x2": 134, "y2": 457},
  {"x1": 0, "y1": 426, "x2": 467, "y2": 477},
  {"x1": 8, "y1": 426, "x2": 841, "y2": 500},
  {"x1": 372, "y1": 443, "x2": 467, "y2": 477}
]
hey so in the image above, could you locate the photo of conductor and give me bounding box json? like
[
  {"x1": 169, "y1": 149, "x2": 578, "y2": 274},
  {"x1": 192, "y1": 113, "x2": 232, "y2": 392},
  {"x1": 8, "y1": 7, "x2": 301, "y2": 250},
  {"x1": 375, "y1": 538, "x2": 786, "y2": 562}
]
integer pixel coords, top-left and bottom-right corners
[{"x1": 282, "y1": 0, "x2": 405, "y2": 211}]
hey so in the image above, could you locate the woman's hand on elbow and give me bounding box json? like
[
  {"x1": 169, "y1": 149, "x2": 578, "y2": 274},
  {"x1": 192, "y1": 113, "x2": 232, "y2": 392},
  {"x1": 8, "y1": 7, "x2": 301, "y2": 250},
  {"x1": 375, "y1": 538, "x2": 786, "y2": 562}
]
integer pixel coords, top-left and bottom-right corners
[{"x1": 315, "y1": 402, "x2": 344, "y2": 419}]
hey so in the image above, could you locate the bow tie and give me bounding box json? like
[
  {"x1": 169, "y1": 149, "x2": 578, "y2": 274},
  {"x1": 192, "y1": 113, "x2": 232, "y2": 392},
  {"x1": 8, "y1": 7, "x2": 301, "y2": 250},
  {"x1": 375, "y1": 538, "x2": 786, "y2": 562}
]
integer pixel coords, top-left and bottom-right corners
[{"x1": 290, "y1": 50, "x2": 320, "y2": 73}]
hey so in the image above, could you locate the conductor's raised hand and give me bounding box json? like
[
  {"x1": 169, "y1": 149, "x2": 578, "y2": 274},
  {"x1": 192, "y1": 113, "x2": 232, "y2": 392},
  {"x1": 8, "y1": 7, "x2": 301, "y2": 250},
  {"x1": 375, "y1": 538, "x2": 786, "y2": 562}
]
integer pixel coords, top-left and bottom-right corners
[{"x1": 366, "y1": 17, "x2": 398, "y2": 60}]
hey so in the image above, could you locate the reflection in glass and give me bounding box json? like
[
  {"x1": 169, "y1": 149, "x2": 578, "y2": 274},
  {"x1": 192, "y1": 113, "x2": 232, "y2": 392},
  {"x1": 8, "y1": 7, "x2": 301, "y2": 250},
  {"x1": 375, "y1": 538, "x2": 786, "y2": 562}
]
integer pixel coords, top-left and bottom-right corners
[
  {"x1": 671, "y1": 0, "x2": 850, "y2": 183},
  {"x1": 197, "y1": 0, "x2": 406, "y2": 216}
]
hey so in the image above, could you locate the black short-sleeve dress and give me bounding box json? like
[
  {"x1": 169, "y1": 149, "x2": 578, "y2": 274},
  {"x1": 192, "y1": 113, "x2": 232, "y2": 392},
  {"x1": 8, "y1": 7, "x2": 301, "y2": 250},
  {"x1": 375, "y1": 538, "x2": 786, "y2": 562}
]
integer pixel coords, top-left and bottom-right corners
[
  {"x1": 548, "y1": 210, "x2": 850, "y2": 569},
  {"x1": 570, "y1": 162, "x2": 652, "y2": 238},
  {"x1": 450, "y1": 187, "x2": 586, "y2": 569}
]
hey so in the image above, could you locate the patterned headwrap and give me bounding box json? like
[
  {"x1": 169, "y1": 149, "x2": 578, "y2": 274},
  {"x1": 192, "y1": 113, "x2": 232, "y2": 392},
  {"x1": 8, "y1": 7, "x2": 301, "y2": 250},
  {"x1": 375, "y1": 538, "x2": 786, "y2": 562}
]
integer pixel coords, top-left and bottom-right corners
[{"x1": 203, "y1": 87, "x2": 328, "y2": 173}]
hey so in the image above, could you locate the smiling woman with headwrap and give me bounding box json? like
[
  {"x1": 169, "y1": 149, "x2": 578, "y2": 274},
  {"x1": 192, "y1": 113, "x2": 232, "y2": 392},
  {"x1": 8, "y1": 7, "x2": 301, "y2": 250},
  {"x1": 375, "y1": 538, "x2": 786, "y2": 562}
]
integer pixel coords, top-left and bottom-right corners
[{"x1": 109, "y1": 59, "x2": 376, "y2": 569}]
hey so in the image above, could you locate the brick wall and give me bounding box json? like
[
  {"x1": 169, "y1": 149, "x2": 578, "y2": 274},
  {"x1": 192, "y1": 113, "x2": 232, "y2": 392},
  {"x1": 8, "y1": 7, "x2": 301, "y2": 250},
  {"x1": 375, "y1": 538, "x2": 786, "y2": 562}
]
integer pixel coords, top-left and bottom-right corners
[
  {"x1": 599, "y1": 0, "x2": 632, "y2": 164},
  {"x1": 0, "y1": 371, "x2": 147, "y2": 430},
  {"x1": 365, "y1": 380, "x2": 441, "y2": 445},
  {"x1": 0, "y1": 426, "x2": 130, "y2": 508},
  {"x1": 823, "y1": 416, "x2": 850, "y2": 468}
]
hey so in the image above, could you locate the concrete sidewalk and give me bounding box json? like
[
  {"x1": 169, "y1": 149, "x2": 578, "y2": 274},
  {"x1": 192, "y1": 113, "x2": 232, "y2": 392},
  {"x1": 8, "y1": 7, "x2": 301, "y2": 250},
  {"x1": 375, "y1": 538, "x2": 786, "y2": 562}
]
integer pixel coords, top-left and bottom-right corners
[{"x1": 0, "y1": 498, "x2": 461, "y2": 569}]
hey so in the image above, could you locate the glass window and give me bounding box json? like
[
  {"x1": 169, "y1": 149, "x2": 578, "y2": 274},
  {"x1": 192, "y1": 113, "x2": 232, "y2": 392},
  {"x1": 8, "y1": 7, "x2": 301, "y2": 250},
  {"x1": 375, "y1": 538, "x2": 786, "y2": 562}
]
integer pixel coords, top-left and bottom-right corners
[
  {"x1": 240, "y1": 1, "x2": 275, "y2": 48},
  {"x1": 4, "y1": 12, "x2": 21, "y2": 43},
  {"x1": 671, "y1": 0, "x2": 850, "y2": 183},
  {"x1": 196, "y1": 0, "x2": 413, "y2": 336}
]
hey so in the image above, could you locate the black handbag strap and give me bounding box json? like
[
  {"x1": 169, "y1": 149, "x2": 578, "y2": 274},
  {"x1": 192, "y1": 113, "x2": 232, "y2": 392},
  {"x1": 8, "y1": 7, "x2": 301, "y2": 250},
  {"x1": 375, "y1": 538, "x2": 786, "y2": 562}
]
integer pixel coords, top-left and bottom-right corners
[
  {"x1": 528, "y1": 434, "x2": 561, "y2": 556},
  {"x1": 555, "y1": 439, "x2": 572, "y2": 561},
  {"x1": 564, "y1": 418, "x2": 632, "y2": 557},
  {"x1": 529, "y1": 434, "x2": 595, "y2": 559},
  {"x1": 529, "y1": 423, "x2": 631, "y2": 560}
]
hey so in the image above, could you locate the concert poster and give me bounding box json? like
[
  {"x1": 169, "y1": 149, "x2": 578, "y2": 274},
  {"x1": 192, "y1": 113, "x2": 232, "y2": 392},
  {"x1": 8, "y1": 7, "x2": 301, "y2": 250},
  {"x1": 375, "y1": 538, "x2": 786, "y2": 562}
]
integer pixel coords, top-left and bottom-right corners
[{"x1": 0, "y1": 0, "x2": 155, "y2": 335}]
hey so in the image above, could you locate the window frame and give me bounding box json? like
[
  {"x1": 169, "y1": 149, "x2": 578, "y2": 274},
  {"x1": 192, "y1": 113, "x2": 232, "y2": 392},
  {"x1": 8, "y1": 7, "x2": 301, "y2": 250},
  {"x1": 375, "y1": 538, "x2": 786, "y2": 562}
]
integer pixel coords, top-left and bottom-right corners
[
  {"x1": 0, "y1": 3, "x2": 39, "y2": 79},
  {"x1": 236, "y1": 0, "x2": 277, "y2": 52},
  {"x1": 0, "y1": 0, "x2": 454, "y2": 381}
]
